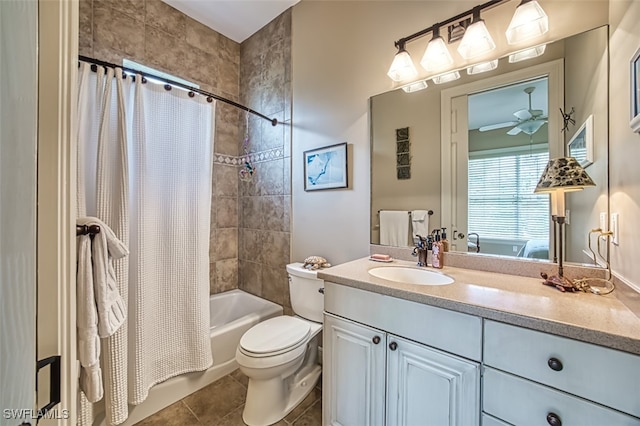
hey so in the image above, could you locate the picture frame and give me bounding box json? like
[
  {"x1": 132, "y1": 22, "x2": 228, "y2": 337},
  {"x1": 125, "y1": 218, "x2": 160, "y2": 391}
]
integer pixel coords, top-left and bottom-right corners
[
  {"x1": 303, "y1": 142, "x2": 348, "y2": 191},
  {"x1": 567, "y1": 114, "x2": 594, "y2": 168},
  {"x1": 631, "y1": 47, "x2": 640, "y2": 133}
]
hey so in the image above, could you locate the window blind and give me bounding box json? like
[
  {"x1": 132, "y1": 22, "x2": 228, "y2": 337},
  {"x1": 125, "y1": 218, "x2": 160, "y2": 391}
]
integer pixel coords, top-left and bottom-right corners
[{"x1": 468, "y1": 148, "x2": 549, "y2": 240}]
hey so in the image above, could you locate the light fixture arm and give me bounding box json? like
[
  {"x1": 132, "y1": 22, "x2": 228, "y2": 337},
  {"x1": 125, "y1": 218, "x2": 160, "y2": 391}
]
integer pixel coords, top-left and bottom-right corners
[{"x1": 392, "y1": 0, "x2": 507, "y2": 50}]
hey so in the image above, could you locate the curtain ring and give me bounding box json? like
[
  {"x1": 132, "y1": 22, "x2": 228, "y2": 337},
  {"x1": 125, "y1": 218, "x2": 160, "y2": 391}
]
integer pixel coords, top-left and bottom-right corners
[
  {"x1": 188, "y1": 91, "x2": 195, "y2": 98},
  {"x1": 206, "y1": 96, "x2": 213, "y2": 103},
  {"x1": 164, "y1": 84, "x2": 172, "y2": 91}
]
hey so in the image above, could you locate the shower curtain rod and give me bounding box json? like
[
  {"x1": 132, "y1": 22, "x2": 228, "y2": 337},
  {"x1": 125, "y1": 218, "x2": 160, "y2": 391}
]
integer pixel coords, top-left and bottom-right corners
[{"x1": 79, "y1": 55, "x2": 279, "y2": 126}]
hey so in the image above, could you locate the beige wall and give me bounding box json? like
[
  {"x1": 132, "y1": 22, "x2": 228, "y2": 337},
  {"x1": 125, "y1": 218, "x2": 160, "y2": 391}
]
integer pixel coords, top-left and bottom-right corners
[
  {"x1": 292, "y1": 0, "x2": 607, "y2": 266},
  {"x1": 609, "y1": 0, "x2": 640, "y2": 289}
]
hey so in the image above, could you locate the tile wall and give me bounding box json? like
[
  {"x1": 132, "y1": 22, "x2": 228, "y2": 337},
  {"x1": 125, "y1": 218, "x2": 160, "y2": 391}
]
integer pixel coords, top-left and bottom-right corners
[{"x1": 238, "y1": 11, "x2": 293, "y2": 312}]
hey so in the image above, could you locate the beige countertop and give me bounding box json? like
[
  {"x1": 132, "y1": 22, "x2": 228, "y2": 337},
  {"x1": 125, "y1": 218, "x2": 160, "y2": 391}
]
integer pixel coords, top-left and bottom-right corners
[{"x1": 317, "y1": 257, "x2": 640, "y2": 355}]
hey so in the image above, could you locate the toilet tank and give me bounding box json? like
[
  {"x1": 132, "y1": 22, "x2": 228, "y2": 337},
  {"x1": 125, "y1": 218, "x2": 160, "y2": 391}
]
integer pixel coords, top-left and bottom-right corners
[{"x1": 286, "y1": 262, "x2": 324, "y2": 323}]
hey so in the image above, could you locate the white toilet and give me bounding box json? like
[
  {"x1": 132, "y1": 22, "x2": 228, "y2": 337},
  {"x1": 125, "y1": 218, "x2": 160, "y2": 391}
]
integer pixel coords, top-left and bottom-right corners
[{"x1": 235, "y1": 262, "x2": 324, "y2": 426}]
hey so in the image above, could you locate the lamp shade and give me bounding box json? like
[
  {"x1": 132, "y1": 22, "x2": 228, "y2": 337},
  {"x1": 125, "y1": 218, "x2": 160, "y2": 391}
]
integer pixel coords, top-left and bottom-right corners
[
  {"x1": 387, "y1": 48, "x2": 418, "y2": 82},
  {"x1": 506, "y1": 0, "x2": 549, "y2": 45},
  {"x1": 534, "y1": 157, "x2": 595, "y2": 193},
  {"x1": 457, "y1": 18, "x2": 496, "y2": 60},
  {"x1": 420, "y1": 35, "x2": 454, "y2": 73}
]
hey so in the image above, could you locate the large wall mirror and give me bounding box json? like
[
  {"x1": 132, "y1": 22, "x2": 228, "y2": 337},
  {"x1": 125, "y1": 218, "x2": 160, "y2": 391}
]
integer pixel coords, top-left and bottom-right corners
[{"x1": 371, "y1": 25, "x2": 608, "y2": 267}]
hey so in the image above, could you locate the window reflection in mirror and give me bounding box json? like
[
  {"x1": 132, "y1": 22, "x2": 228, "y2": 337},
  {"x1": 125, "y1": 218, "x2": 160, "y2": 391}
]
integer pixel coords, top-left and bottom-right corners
[{"x1": 467, "y1": 77, "x2": 550, "y2": 259}]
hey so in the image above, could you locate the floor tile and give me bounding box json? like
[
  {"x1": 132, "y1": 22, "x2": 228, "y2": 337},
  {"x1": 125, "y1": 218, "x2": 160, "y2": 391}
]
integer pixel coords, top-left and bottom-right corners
[
  {"x1": 229, "y1": 368, "x2": 249, "y2": 388},
  {"x1": 134, "y1": 401, "x2": 200, "y2": 425},
  {"x1": 290, "y1": 399, "x2": 321, "y2": 426},
  {"x1": 182, "y1": 375, "x2": 247, "y2": 424}
]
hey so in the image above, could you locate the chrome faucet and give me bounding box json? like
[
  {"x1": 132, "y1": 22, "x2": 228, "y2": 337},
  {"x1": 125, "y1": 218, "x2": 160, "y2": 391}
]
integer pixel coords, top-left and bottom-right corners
[
  {"x1": 412, "y1": 234, "x2": 429, "y2": 266},
  {"x1": 468, "y1": 232, "x2": 480, "y2": 253}
]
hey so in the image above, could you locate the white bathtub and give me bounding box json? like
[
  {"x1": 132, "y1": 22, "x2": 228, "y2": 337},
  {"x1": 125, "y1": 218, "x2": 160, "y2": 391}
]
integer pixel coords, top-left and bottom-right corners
[{"x1": 115, "y1": 290, "x2": 283, "y2": 425}]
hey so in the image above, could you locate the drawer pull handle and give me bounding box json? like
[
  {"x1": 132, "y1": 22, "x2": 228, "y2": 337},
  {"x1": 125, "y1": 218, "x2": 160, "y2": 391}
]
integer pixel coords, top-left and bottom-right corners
[
  {"x1": 546, "y1": 412, "x2": 562, "y2": 426},
  {"x1": 372, "y1": 336, "x2": 381, "y2": 344},
  {"x1": 389, "y1": 342, "x2": 398, "y2": 351},
  {"x1": 548, "y1": 357, "x2": 563, "y2": 371}
]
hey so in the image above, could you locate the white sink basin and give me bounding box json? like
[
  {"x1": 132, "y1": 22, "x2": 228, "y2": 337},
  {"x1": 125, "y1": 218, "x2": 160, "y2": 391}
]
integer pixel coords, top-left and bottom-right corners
[{"x1": 368, "y1": 266, "x2": 454, "y2": 286}]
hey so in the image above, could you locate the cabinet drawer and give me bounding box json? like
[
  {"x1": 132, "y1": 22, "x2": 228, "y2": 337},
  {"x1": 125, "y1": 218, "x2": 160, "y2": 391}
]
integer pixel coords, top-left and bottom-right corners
[
  {"x1": 483, "y1": 368, "x2": 640, "y2": 425},
  {"x1": 484, "y1": 320, "x2": 640, "y2": 417},
  {"x1": 325, "y1": 282, "x2": 482, "y2": 360}
]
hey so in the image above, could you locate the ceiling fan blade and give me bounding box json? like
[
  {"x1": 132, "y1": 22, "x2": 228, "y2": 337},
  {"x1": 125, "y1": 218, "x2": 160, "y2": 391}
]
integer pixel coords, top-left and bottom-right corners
[
  {"x1": 479, "y1": 121, "x2": 519, "y2": 132},
  {"x1": 507, "y1": 126, "x2": 522, "y2": 135},
  {"x1": 513, "y1": 109, "x2": 532, "y2": 120},
  {"x1": 530, "y1": 109, "x2": 544, "y2": 117}
]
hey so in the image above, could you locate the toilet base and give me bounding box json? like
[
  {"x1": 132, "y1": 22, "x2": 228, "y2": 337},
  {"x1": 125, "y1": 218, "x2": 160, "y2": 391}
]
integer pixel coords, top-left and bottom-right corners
[{"x1": 242, "y1": 364, "x2": 322, "y2": 426}]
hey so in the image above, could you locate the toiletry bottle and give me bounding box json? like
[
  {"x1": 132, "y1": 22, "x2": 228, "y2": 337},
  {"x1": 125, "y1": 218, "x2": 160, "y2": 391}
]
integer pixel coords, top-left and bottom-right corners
[
  {"x1": 441, "y1": 227, "x2": 449, "y2": 252},
  {"x1": 432, "y1": 230, "x2": 444, "y2": 269}
]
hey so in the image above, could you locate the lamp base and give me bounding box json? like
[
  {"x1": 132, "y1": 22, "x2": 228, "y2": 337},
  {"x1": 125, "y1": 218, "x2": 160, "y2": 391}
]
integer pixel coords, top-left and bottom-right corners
[{"x1": 540, "y1": 272, "x2": 578, "y2": 292}]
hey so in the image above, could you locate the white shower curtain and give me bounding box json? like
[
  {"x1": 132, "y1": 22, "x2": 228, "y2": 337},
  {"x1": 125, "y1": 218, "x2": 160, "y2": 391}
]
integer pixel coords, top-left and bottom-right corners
[{"x1": 76, "y1": 62, "x2": 214, "y2": 425}]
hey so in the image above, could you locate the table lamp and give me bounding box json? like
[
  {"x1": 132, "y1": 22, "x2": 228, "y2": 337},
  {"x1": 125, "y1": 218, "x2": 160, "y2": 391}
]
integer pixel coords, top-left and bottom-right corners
[{"x1": 534, "y1": 157, "x2": 595, "y2": 279}]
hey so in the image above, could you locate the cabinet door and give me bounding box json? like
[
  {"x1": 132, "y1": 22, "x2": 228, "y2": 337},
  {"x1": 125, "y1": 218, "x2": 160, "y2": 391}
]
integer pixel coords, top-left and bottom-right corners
[
  {"x1": 323, "y1": 313, "x2": 386, "y2": 426},
  {"x1": 387, "y1": 335, "x2": 480, "y2": 426}
]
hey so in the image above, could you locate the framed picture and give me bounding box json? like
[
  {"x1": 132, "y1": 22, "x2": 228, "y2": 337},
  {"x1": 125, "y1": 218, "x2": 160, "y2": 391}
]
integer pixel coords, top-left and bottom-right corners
[
  {"x1": 631, "y1": 47, "x2": 640, "y2": 133},
  {"x1": 304, "y1": 142, "x2": 348, "y2": 191},
  {"x1": 567, "y1": 114, "x2": 594, "y2": 168}
]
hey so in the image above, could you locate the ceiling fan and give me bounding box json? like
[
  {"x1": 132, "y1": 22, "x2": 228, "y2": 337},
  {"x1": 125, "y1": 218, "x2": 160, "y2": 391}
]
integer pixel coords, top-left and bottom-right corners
[{"x1": 479, "y1": 86, "x2": 548, "y2": 135}]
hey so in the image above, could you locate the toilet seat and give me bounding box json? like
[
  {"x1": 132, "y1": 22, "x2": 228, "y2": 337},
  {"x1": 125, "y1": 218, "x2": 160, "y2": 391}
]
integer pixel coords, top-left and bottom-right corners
[{"x1": 239, "y1": 316, "x2": 311, "y2": 358}]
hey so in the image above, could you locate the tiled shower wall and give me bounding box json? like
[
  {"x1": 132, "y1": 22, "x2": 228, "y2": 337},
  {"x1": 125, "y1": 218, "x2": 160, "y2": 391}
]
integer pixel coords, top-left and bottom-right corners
[
  {"x1": 79, "y1": 1, "x2": 292, "y2": 304},
  {"x1": 238, "y1": 11, "x2": 293, "y2": 311}
]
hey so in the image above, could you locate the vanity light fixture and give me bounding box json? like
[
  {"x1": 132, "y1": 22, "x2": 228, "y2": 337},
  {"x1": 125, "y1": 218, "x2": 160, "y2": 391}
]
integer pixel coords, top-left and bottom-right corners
[
  {"x1": 401, "y1": 79, "x2": 429, "y2": 93},
  {"x1": 457, "y1": 7, "x2": 497, "y2": 60},
  {"x1": 466, "y1": 59, "x2": 499, "y2": 75},
  {"x1": 535, "y1": 157, "x2": 595, "y2": 277},
  {"x1": 386, "y1": 0, "x2": 550, "y2": 86},
  {"x1": 506, "y1": 0, "x2": 549, "y2": 45},
  {"x1": 508, "y1": 44, "x2": 547, "y2": 62},
  {"x1": 420, "y1": 25, "x2": 454, "y2": 73},
  {"x1": 432, "y1": 70, "x2": 461, "y2": 84},
  {"x1": 387, "y1": 42, "x2": 419, "y2": 82}
]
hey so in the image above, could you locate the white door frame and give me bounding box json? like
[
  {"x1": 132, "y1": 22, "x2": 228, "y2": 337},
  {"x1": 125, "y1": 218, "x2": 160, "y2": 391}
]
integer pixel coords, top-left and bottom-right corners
[
  {"x1": 37, "y1": 1, "x2": 78, "y2": 424},
  {"x1": 440, "y1": 59, "x2": 564, "y2": 253}
]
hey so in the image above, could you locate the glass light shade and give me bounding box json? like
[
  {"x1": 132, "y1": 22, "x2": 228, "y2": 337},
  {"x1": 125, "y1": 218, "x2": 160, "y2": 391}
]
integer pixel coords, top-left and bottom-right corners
[
  {"x1": 420, "y1": 36, "x2": 454, "y2": 73},
  {"x1": 401, "y1": 80, "x2": 428, "y2": 93},
  {"x1": 457, "y1": 19, "x2": 496, "y2": 60},
  {"x1": 387, "y1": 49, "x2": 418, "y2": 82},
  {"x1": 509, "y1": 44, "x2": 547, "y2": 63},
  {"x1": 432, "y1": 71, "x2": 461, "y2": 84},
  {"x1": 506, "y1": 0, "x2": 549, "y2": 45},
  {"x1": 466, "y1": 59, "x2": 498, "y2": 75}
]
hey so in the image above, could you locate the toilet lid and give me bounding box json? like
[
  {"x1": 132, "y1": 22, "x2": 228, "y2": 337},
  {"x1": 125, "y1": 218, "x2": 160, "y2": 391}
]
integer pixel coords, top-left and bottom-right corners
[{"x1": 240, "y1": 316, "x2": 311, "y2": 355}]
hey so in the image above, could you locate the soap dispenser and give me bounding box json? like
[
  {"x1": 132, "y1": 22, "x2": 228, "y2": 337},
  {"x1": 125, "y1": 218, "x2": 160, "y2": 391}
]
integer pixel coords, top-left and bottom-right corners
[
  {"x1": 441, "y1": 227, "x2": 449, "y2": 252},
  {"x1": 432, "y1": 230, "x2": 444, "y2": 269}
]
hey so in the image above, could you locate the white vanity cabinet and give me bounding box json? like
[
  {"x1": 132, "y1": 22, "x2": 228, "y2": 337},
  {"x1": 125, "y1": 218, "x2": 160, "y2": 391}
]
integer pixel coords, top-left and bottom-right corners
[
  {"x1": 483, "y1": 320, "x2": 640, "y2": 425},
  {"x1": 323, "y1": 282, "x2": 481, "y2": 426}
]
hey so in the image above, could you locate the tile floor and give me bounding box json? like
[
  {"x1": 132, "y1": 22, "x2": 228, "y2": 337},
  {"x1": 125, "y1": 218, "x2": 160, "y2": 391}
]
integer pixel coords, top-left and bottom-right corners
[{"x1": 134, "y1": 369, "x2": 322, "y2": 426}]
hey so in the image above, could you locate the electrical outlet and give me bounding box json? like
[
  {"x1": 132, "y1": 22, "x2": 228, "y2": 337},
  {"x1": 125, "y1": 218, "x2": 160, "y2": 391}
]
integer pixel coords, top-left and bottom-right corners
[
  {"x1": 513, "y1": 245, "x2": 518, "y2": 253},
  {"x1": 565, "y1": 209, "x2": 570, "y2": 225},
  {"x1": 599, "y1": 212, "x2": 608, "y2": 232},
  {"x1": 612, "y1": 213, "x2": 620, "y2": 245}
]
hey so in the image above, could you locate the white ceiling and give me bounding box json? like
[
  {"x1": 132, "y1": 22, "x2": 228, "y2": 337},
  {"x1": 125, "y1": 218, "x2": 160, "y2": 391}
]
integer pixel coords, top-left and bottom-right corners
[{"x1": 162, "y1": 0, "x2": 300, "y2": 43}]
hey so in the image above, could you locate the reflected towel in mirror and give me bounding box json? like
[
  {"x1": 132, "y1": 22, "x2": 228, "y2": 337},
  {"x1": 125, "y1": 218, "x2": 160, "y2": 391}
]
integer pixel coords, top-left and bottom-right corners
[{"x1": 380, "y1": 210, "x2": 411, "y2": 246}]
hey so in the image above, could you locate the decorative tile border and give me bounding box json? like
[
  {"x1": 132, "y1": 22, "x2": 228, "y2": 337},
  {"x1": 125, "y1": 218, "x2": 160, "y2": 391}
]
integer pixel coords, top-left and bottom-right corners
[{"x1": 213, "y1": 147, "x2": 284, "y2": 166}]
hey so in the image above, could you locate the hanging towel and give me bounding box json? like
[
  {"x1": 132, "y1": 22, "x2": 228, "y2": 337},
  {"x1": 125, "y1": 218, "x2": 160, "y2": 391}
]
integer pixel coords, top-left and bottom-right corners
[
  {"x1": 76, "y1": 217, "x2": 128, "y2": 403},
  {"x1": 411, "y1": 210, "x2": 431, "y2": 241},
  {"x1": 379, "y1": 210, "x2": 410, "y2": 246}
]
